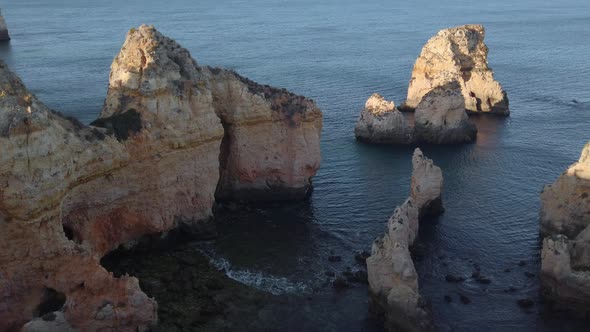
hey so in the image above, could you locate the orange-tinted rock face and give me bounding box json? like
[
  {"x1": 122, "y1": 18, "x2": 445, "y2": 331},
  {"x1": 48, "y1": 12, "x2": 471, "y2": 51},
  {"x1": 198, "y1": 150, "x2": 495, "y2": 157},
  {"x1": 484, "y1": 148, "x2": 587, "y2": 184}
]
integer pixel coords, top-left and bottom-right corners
[{"x1": 0, "y1": 25, "x2": 322, "y2": 331}]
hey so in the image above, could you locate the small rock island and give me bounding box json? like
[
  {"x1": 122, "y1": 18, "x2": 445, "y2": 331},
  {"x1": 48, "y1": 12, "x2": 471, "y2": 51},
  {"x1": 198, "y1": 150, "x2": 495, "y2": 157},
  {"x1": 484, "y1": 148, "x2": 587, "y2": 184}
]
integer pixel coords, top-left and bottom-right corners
[
  {"x1": 356, "y1": 24, "x2": 508, "y2": 145},
  {"x1": 0, "y1": 9, "x2": 9, "y2": 41},
  {"x1": 367, "y1": 149, "x2": 444, "y2": 331}
]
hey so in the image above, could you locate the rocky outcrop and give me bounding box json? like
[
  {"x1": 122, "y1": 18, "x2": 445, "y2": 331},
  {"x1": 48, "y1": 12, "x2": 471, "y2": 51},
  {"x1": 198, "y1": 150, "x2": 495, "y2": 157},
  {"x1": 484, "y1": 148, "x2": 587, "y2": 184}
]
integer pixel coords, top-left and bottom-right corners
[
  {"x1": 402, "y1": 24, "x2": 509, "y2": 116},
  {"x1": 0, "y1": 11, "x2": 9, "y2": 41},
  {"x1": 0, "y1": 25, "x2": 322, "y2": 331},
  {"x1": 414, "y1": 81, "x2": 477, "y2": 144},
  {"x1": 367, "y1": 149, "x2": 443, "y2": 331},
  {"x1": 355, "y1": 83, "x2": 476, "y2": 144},
  {"x1": 539, "y1": 142, "x2": 590, "y2": 318},
  {"x1": 354, "y1": 93, "x2": 413, "y2": 144}
]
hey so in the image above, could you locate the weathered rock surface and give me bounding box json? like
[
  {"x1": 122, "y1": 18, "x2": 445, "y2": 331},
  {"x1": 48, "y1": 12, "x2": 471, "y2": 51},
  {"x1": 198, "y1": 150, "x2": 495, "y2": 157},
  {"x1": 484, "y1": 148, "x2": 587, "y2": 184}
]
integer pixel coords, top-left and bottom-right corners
[
  {"x1": 354, "y1": 93, "x2": 413, "y2": 144},
  {"x1": 540, "y1": 142, "x2": 590, "y2": 318},
  {"x1": 414, "y1": 81, "x2": 477, "y2": 144},
  {"x1": 355, "y1": 84, "x2": 476, "y2": 145},
  {"x1": 0, "y1": 25, "x2": 322, "y2": 331},
  {"x1": 0, "y1": 12, "x2": 9, "y2": 41},
  {"x1": 403, "y1": 24, "x2": 509, "y2": 116},
  {"x1": 367, "y1": 149, "x2": 443, "y2": 331}
]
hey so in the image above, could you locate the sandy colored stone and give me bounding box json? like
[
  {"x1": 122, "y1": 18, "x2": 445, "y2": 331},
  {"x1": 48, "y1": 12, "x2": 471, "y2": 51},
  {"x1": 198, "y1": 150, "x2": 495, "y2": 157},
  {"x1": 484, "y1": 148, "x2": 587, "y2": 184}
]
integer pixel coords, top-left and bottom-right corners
[
  {"x1": 414, "y1": 81, "x2": 477, "y2": 144},
  {"x1": 354, "y1": 93, "x2": 413, "y2": 144},
  {"x1": 1, "y1": 25, "x2": 322, "y2": 331},
  {"x1": 403, "y1": 24, "x2": 509, "y2": 116},
  {"x1": 367, "y1": 148, "x2": 443, "y2": 332},
  {"x1": 539, "y1": 142, "x2": 590, "y2": 317}
]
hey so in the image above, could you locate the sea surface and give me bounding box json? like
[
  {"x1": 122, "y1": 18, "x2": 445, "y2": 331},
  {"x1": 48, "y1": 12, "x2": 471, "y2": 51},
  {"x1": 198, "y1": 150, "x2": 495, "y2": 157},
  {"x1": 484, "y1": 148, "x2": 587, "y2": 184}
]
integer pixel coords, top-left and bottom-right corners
[{"x1": 3, "y1": 0, "x2": 590, "y2": 331}]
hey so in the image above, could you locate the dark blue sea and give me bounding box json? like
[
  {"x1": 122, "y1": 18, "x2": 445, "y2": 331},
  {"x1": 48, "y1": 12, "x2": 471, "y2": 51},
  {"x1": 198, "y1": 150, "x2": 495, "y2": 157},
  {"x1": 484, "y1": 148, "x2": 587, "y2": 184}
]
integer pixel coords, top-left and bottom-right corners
[{"x1": 2, "y1": 0, "x2": 590, "y2": 330}]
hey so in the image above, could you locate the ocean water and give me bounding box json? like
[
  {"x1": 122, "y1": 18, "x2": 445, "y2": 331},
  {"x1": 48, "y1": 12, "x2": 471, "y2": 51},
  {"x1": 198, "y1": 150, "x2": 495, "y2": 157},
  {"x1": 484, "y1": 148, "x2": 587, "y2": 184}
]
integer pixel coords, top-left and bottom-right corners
[{"x1": 3, "y1": 0, "x2": 590, "y2": 330}]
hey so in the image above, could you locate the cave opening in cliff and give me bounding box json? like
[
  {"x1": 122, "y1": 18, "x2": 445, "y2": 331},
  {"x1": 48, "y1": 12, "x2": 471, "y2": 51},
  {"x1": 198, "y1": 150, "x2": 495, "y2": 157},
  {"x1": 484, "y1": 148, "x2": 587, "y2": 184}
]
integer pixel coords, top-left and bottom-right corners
[
  {"x1": 62, "y1": 224, "x2": 74, "y2": 241},
  {"x1": 33, "y1": 287, "x2": 66, "y2": 317}
]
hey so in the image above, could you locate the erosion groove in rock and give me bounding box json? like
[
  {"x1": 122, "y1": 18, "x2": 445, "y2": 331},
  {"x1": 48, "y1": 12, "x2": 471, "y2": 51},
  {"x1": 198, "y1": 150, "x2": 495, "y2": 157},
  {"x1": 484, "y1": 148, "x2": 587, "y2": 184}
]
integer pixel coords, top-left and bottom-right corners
[
  {"x1": 402, "y1": 24, "x2": 509, "y2": 116},
  {"x1": 0, "y1": 24, "x2": 322, "y2": 331},
  {"x1": 367, "y1": 149, "x2": 443, "y2": 332},
  {"x1": 539, "y1": 142, "x2": 590, "y2": 318}
]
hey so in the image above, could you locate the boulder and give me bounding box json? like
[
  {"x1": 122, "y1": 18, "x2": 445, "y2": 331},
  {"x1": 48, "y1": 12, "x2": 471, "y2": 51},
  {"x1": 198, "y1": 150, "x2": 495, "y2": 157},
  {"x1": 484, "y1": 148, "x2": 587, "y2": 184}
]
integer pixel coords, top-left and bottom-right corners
[
  {"x1": 414, "y1": 81, "x2": 477, "y2": 144},
  {"x1": 539, "y1": 142, "x2": 590, "y2": 318},
  {"x1": 402, "y1": 24, "x2": 509, "y2": 116},
  {"x1": 354, "y1": 93, "x2": 413, "y2": 144},
  {"x1": 0, "y1": 25, "x2": 322, "y2": 331},
  {"x1": 367, "y1": 149, "x2": 443, "y2": 331}
]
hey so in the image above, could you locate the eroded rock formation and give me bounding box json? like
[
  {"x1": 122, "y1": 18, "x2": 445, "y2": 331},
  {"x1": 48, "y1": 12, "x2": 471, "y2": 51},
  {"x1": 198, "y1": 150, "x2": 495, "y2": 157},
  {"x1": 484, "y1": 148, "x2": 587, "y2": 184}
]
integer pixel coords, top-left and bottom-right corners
[
  {"x1": 0, "y1": 25, "x2": 322, "y2": 331},
  {"x1": 402, "y1": 24, "x2": 509, "y2": 116},
  {"x1": 354, "y1": 93, "x2": 412, "y2": 144},
  {"x1": 355, "y1": 83, "x2": 476, "y2": 144},
  {"x1": 367, "y1": 149, "x2": 443, "y2": 331},
  {"x1": 414, "y1": 81, "x2": 477, "y2": 144},
  {"x1": 540, "y1": 142, "x2": 590, "y2": 318},
  {"x1": 0, "y1": 11, "x2": 9, "y2": 41}
]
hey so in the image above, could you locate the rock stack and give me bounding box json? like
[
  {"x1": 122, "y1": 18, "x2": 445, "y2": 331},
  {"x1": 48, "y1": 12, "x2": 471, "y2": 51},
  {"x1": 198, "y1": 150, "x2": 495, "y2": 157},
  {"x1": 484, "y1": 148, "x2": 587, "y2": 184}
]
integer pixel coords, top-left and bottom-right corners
[
  {"x1": 402, "y1": 24, "x2": 509, "y2": 116},
  {"x1": 355, "y1": 82, "x2": 476, "y2": 144},
  {"x1": 539, "y1": 142, "x2": 590, "y2": 318},
  {"x1": 367, "y1": 149, "x2": 443, "y2": 332},
  {"x1": 0, "y1": 25, "x2": 322, "y2": 331},
  {"x1": 0, "y1": 10, "x2": 9, "y2": 41}
]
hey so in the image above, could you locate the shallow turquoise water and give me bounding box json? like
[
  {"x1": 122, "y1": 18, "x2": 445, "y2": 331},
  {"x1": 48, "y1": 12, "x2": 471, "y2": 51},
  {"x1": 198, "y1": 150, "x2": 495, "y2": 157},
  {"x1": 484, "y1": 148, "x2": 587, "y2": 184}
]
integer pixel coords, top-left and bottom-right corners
[{"x1": 2, "y1": 0, "x2": 590, "y2": 330}]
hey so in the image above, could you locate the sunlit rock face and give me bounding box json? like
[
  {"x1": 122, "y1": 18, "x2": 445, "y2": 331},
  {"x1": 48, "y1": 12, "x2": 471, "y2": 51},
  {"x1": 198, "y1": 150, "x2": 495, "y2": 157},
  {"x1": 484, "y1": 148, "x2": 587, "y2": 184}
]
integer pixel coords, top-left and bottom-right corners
[
  {"x1": 367, "y1": 149, "x2": 443, "y2": 332},
  {"x1": 0, "y1": 61, "x2": 158, "y2": 332},
  {"x1": 414, "y1": 81, "x2": 477, "y2": 144},
  {"x1": 0, "y1": 25, "x2": 322, "y2": 331},
  {"x1": 403, "y1": 24, "x2": 509, "y2": 116},
  {"x1": 540, "y1": 142, "x2": 590, "y2": 317},
  {"x1": 354, "y1": 93, "x2": 413, "y2": 144}
]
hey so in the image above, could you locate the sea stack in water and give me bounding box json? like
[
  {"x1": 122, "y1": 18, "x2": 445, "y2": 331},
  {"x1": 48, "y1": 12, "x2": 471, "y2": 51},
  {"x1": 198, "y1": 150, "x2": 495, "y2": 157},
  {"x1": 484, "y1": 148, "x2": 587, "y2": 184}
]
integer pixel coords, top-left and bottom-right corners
[
  {"x1": 0, "y1": 25, "x2": 322, "y2": 331},
  {"x1": 355, "y1": 82, "x2": 476, "y2": 144},
  {"x1": 539, "y1": 142, "x2": 590, "y2": 318},
  {"x1": 367, "y1": 149, "x2": 443, "y2": 332},
  {"x1": 0, "y1": 10, "x2": 9, "y2": 41},
  {"x1": 414, "y1": 81, "x2": 477, "y2": 144},
  {"x1": 402, "y1": 24, "x2": 509, "y2": 116},
  {"x1": 354, "y1": 93, "x2": 413, "y2": 144}
]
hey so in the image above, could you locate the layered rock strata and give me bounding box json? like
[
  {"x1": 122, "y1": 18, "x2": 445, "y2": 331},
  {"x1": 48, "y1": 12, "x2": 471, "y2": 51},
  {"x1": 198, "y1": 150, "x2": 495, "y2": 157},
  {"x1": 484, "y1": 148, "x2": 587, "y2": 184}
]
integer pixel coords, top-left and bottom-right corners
[
  {"x1": 367, "y1": 149, "x2": 443, "y2": 331},
  {"x1": 540, "y1": 142, "x2": 590, "y2": 318},
  {"x1": 402, "y1": 24, "x2": 509, "y2": 116},
  {"x1": 0, "y1": 25, "x2": 322, "y2": 331},
  {"x1": 355, "y1": 82, "x2": 476, "y2": 144}
]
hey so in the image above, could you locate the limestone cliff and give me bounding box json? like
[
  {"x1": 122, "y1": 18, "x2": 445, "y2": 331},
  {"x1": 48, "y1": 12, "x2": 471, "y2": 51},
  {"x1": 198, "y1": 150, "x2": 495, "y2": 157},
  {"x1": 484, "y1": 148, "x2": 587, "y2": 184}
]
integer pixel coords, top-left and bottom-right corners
[
  {"x1": 0, "y1": 25, "x2": 322, "y2": 331},
  {"x1": 367, "y1": 149, "x2": 443, "y2": 332},
  {"x1": 539, "y1": 142, "x2": 590, "y2": 317},
  {"x1": 403, "y1": 24, "x2": 509, "y2": 116}
]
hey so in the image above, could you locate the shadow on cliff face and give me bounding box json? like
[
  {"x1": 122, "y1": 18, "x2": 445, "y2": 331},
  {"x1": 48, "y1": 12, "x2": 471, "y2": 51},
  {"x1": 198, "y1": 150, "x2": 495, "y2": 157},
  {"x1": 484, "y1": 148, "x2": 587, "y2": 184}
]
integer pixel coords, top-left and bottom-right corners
[{"x1": 90, "y1": 109, "x2": 142, "y2": 141}]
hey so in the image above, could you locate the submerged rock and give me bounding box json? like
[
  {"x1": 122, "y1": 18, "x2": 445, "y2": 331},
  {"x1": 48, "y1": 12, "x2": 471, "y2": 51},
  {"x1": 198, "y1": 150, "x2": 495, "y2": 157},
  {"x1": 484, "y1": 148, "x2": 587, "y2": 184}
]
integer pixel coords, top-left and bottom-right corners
[
  {"x1": 354, "y1": 93, "x2": 412, "y2": 144},
  {"x1": 0, "y1": 25, "x2": 322, "y2": 331},
  {"x1": 539, "y1": 141, "x2": 590, "y2": 318},
  {"x1": 367, "y1": 148, "x2": 443, "y2": 332},
  {"x1": 402, "y1": 24, "x2": 509, "y2": 116},
  {"x1": 414, "y1": 81, "x2": 477, "y2": 144}
]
